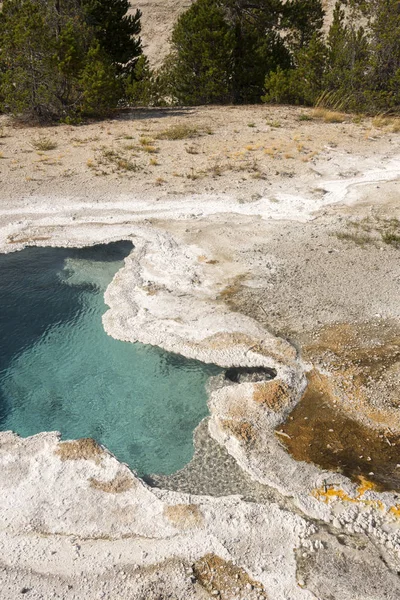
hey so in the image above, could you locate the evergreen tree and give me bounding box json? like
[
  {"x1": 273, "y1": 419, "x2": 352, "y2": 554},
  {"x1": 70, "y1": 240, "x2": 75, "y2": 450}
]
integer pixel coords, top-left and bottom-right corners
[
  {"x1": 167, "y1": 0, "x2": 235, "y2": 105},
  {"x1": 0, "y1": 1, "x2": 61, "y2": 120},
  {"x1": 165, "y1": 0, "x2": 291, "y2": 105},
  {"x1": 222, "y1": 0, "x2": 286, "y2": 102},
  {"x1": 0, "y1": 0, "x2": 142, "y2": 120},
  {"x1": 281, "y1": 0, "x2": 325, "y2": 51},
  {"x1": 83, "y1": 0, "x2": 142, "y2": 76},
  {"x1": 366, "y1": 0, "x2": 400, "y2": 106},
  {"x1": 79, "y1": 42, "x2": 120, "y2": 116},
  {"x1": 261, "y1": 0, "x2": 326, "y2": 105},
  {"x1": 323, "y1": 1, "x2": 370, "y2": 108},
  {"x1": 262, "y1": 33, "x2": 327, "y2": 105}
]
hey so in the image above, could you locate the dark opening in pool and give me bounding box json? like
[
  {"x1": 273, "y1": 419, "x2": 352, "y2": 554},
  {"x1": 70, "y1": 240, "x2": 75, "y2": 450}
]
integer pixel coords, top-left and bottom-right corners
[{"x1": 224, "y1": 366, "x2": 277, "y2": 384}]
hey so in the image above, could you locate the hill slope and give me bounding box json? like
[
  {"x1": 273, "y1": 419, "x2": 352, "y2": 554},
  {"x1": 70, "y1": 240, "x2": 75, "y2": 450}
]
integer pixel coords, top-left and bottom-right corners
[
  {"x1": 133, "y1": 0, "x2": 194, "y2": 66},
  {"x1": 133, "y1": 0, "x2": 336, "y2": 67}
]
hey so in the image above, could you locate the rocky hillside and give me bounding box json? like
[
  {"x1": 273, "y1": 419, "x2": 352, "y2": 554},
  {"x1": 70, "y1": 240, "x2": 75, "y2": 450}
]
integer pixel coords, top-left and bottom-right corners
[
  {"x1": 133, "y1": 0, "x2": 194, "y2": 66},
  {"x1": 133, "y1": 0, "x2": 336, "y2": 66}
]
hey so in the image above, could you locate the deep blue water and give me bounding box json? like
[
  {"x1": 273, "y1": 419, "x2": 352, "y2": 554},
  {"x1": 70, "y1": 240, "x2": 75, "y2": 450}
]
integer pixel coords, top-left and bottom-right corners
[{"x1": 0, "y1": 243, "x2": 220, "y2": 475}]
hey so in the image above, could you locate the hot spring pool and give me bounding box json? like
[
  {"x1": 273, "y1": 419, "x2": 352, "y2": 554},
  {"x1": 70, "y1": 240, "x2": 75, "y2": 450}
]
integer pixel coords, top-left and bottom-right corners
[{"x1": 0, "y1": 242, "x2": 220, "y2": 476}]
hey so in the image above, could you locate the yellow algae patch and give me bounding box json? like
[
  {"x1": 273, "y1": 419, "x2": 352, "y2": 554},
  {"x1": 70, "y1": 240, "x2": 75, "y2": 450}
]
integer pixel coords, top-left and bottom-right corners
[
  {"x1": 356, "y1": 475, "x2": 380, "y2": 497},
  {"x1": 389, "y1": 505, "x2": 400, "y2": 519},
  {"x1": 312, "y1": 485, "x2": 384, "y2": 511},
  {"x1": 253, "y1": 380, "x2": 290, "y2": 411},
  {"x1": 313, "y1": 486, "x2": 356, "y2": 504},
  {"x1": 163, "y1": 504, "x2": 203, "y2": 530}
]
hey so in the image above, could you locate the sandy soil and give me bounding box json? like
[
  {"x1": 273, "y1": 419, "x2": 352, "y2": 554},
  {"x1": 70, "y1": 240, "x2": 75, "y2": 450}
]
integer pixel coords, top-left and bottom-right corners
[{"x1": 0, "y1": 105, "x2": 399, "y2": 599}]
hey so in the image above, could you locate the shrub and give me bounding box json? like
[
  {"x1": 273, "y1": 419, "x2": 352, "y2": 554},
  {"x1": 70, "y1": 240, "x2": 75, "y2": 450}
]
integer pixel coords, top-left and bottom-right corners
[
  {"x1": 32, "y1": 137, "x2": 58, "y2": 151},
  {"x1": 0, "y1": 0, "x2": 143, "y2": 121},
  {"x1": 156, "y1": 124, "x2": 203, "y2": 140}
]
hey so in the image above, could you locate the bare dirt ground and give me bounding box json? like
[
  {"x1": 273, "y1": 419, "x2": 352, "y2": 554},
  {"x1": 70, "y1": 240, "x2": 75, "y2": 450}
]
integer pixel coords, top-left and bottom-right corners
[
  {"x1": 0, "y1": 105, "x2": 399, "y2": 599},
  {"x1": 1, "y1": 104, "x2": 398, "y2": 205}
]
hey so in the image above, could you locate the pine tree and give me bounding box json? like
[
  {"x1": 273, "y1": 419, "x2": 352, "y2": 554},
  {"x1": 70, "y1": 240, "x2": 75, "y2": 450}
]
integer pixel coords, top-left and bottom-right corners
[
  {"x1": 0, "y1": 1, "x2": 60, "y2": 120},
  {"x1": 83, "y1": 0, "x2": 142, "y2": 76},
  {"x1": 262, "y1": 33, "x2": 327, "y2": 105},
  {"x1": 79, "y1": 42, "x2": 120, "y2": 116},
  {"x1": 282, "y1": 0, "x2": 325, "y2": 51},
  {"x1": 0, "y1": 0, "x2": 143, "y2": 120},
  {"x1": 366, "y1": 0, "x2": 400, "y2": 106},
  {"x1": 167, "y1": 0, "x2": 235, "y2": 105},
  {"x1": 222, "y1": 0, "x2": 285, "y2": 102},
  {"x1": 165, "y1": 0, "x2": 291, "y2": 105},
  {"x1": 262, "y1": 0, "x2": 326, "y2": 105}
]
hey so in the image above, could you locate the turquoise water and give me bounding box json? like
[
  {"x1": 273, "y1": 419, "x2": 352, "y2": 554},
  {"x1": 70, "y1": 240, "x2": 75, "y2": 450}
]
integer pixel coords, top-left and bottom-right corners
[{"x1": 0, "y1": 243, "x2": 220, "y2": 476}]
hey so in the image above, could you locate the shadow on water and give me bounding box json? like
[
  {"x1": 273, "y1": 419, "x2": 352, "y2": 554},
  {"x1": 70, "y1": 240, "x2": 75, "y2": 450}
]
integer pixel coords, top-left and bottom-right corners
[
  {"x1": 0, "y1": 242, "x2": 133, "y2": 427},
  {"x1": 0, "y1": 242, "x2": 133, "y2": 371}
]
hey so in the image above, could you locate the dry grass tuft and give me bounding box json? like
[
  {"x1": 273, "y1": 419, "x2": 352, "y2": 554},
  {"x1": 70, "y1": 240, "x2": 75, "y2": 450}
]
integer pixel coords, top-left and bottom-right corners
[
  {"x1": 32, "y1": 137, "x2": 58, "y2": 151},
  {"x1": 372, "y1": 116, "x2": 400, "y2": 133},
  {"x1": 313, "y1": 108, "x2": 346, "y2": 123},
  {"x1": 298, "y1": 113, "x2": 313, "y2": 121},
  {"x1": 381, "y1": 230, "x2": 400, "y2": 248},
  {"x1": 336, "y1": 231, "x2": 372, "y2": 246},
  {"x1": 156, "y1": 123, "x2": 212, "y2": 141},
  {"x1": 141, "y1": 144, "x2": 158, "y2": 153},
  {"x1": 139, "y1": 136, "x2": 154, "y2": 145},
  {"x1": 186, "y1": 145, "x2": 200, "y2": 154},
  {"x1": 91, "y1": 147, "x2": 139, "y2": 173},
  {"x1": 55, "y1": 438, "x2": 104, "y2": 463}
]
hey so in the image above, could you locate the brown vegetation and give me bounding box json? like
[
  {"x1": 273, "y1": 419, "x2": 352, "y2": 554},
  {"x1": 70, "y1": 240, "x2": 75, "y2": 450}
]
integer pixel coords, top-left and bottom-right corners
[
  {"x1": 89, "y1": 473, "x2": 134, "y2": 493},
  {"x1": 193, "y1": 553, "x2": 267, "y2": 600},
  {"x1": 55, "y1": 438, "x2": 104, "y2": 464}
]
